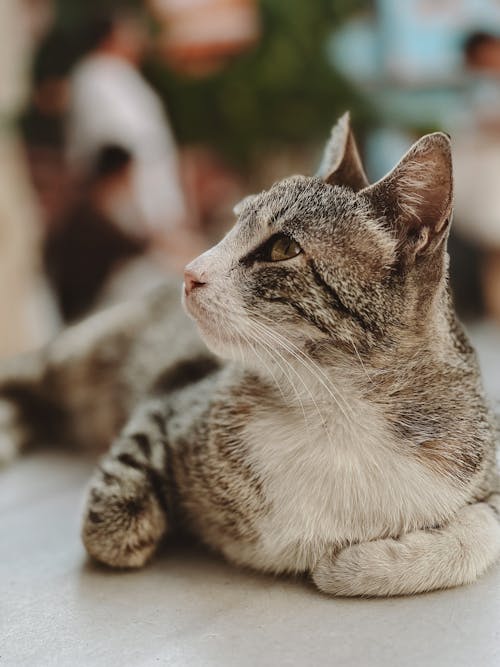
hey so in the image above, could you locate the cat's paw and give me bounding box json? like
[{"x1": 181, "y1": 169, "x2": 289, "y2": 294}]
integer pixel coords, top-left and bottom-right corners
[
  {"x1": 82, "y1": 459, "x2": 168, "y2": 568},
  {"x1": 312, "y1": 543, "x2": 382, "y2": 597},
  {"x1": 312, "y1": 502, "x2": 500, "y2": 596},
  {"x1": 0, "y1": 400, "x2": 25, "y2": 467}
]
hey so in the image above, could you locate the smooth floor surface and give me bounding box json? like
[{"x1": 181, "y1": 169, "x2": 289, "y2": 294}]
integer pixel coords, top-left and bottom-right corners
[{"x1": 2, "y1": 322, "x2": 500, "y2": 667}]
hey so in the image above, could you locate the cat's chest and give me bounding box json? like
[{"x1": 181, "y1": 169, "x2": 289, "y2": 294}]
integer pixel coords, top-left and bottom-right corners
[{"x1": 243, "y1": 402, "x2": 461, "y2": 571}]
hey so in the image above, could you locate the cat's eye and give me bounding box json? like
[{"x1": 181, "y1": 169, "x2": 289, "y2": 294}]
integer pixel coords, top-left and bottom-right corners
[
  {"x1": 241, "y1": 232, "x2": 303, "y2": 266},
  {"x1": 268, "y1": 235, "x2": 302, "y2": 262}
]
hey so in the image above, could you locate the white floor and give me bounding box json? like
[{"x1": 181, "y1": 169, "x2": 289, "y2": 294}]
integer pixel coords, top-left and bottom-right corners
[{"x1": 1, "y1": 323, "x2": 500, "y2": 667}]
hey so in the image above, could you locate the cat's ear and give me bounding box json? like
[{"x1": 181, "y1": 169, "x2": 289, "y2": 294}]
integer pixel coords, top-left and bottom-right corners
[
  {"x1": 361, "y1": 132, "x2": 453, "y2": 257},
  {"x1": 317, "y1": 112, "x2": 369, "y2": 192},
  {"x1": 233, "y1": 194, "x2": 257, "y2": 216}
]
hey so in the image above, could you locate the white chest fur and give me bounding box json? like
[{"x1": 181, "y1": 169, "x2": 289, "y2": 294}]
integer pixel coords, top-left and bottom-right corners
[{"x1": 243, "y1": 395, "x2": 465, "y2": 573}]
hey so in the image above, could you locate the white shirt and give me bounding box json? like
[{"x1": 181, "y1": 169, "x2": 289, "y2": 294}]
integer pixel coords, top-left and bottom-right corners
[{"x1": 68, "y1": 53, "x2": 187, "y2": 233}]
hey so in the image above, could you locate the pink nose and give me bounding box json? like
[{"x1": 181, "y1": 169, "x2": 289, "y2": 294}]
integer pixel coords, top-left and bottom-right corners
[{"x1": 184, "y1": 269, "x2": 207, "y2": 295}]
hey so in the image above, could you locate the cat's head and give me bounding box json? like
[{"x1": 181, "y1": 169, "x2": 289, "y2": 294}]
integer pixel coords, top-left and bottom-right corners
[{"x1": 182, "y1": 113, "x2": 453, "y2": 366}]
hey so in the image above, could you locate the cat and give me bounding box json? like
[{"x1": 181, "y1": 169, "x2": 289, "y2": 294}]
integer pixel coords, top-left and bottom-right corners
[{"x1": 1, "y1": 113, "x2": 499, "y2": 596}]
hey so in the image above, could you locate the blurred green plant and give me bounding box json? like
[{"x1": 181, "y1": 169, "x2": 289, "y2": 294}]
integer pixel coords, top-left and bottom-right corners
[
  {"x1": 51, "y1": 0, "x2": 373, "y2": 167},
  {"x1": 146, "y1": 0, "x2": 373, "y2": 165}
]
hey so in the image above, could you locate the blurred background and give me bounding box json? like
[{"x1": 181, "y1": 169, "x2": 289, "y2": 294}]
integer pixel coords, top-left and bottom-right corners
[{"x1": 2, "y1": 0, "x2": 500, "y2": 358}]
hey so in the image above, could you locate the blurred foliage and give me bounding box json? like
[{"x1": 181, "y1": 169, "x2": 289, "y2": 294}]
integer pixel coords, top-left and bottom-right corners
[
  {"x1": 49, "y1": 0, "x2": 373, "y2": 167},
  {"x1": 54, "y1": 0, "x2": 138, "y2": 27}
]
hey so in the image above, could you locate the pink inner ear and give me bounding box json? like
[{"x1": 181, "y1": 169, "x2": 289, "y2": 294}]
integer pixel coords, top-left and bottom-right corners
[
  {"x1": 363, "y1": 133, "x2": 453, "y2": 237},
  {"x1": 397, "y1": 156, "x2": 452, "y2": 233}
]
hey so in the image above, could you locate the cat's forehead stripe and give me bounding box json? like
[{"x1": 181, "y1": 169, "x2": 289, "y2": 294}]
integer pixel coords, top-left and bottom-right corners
[
  {"x1": 240, "y1": 204, "x2": 289, "y2": 240},
  {"x1": 256, "y1": 206, "x2": 275, "y2": 226}
]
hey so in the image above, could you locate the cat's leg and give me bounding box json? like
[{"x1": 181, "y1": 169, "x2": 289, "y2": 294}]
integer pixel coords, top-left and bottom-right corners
[
  {"x1": 312, "y1": 497, "x2": 500, "y2": 597},
  {"x1": 0, "y1": 286, "x2": 183, "y2": 462},
  {"x1": 0, "y1": 351, "x2": 47, "y2": 465},
  {"x1": 0, "y1": 399, "x2": 26, "y2": 465},
  {"x1": 82, "y1": 400, "x2": 172, "y2": 568}
]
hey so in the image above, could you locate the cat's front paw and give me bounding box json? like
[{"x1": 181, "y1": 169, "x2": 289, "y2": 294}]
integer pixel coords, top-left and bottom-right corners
[
  {"x1": 82, "y1": 459, "x2": 168, "y2": 568},
  {"x1": 0, "y1": 400, "x2": 26, "y2": 467},
  {"x1": 312, "y1": 544, "x2": 375, "y2": 597}
]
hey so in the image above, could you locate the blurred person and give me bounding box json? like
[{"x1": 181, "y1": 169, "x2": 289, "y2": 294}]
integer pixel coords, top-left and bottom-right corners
[
  {"x1": 181, "y1": 146, "x2": 246, "y2": 242},
  {"x1": 453, "y1": 31, "x2": 500, "y2": 323},
  {"x1": 0, "y1": 0, "x2": 59, "y2": 357},
  {"x1": 148, "y1": 0, "x2": 260, "y2": 76},
  {"x1": 462, "y1": 32, "x2": 500, "y2": 132},
  {"x1": 21, "y1": 28, "x2": 81, "y2": 231},
  {"x1": 464, "y1": 32, "x2": 500, "y2": 76},
  {"x1": 67, "y1": 9, "x2": 195, "y2": 269},
  {"x1": 44, "y1": 145, "x2": 155, "y2": 323}
]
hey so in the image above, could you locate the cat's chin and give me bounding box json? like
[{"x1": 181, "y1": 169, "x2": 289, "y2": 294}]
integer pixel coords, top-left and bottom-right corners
[
  {"x1": 183, "y1": 295, "x2": 234, "y2": 359},
  {"x1": 194, "y1": 320, "x2": 246, "y2": 361},
  {"x1": 192, "y1": 318, "x2": 253, "y2": 364},
  {"x1": 201, "y1": 336, "x2": 233, "y2": 360},
  {"x1": 200, "y1": 330, "x2": 275, "y2": 368}
]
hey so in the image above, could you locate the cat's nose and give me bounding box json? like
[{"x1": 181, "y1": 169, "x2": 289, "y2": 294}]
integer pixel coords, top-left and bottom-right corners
[{"x1": 184, "y1": 269, "x2": 207, "y2": 295}]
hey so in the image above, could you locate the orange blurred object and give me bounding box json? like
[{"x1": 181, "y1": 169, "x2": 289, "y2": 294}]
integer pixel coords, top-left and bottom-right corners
[{"x1": 149, "y1": 0, "x2": 260, "y2": 75}]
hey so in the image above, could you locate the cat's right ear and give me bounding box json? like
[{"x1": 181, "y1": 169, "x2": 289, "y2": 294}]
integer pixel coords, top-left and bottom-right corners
[
  {"x1": 317, "y1": 112, "x2": 369, "y2": 192},
  {"x1": 360, "y1": 132, "x2": 453, "y2": 260},
  {"x1": 233, "y1": 194, "x2": 257, "y2": 216}
]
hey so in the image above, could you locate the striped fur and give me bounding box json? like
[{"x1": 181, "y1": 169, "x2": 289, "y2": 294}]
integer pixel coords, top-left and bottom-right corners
[{"x1": 1, "y1": 116, "x2": 499, "y2": 596}]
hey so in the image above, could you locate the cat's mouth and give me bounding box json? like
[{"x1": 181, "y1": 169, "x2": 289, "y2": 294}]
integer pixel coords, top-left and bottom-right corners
[
  {"x1": 183, "y1": 287, "x2": 247, "y2": 358},
  {"x1": 183, "y1": 288, "x2": 222, "y2": 340},
  {"x1": 182, "y1": 286, "x2": 203, "y2": 321}
]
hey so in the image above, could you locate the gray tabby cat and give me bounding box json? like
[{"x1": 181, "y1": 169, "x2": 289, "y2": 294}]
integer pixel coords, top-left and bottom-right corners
[{"x1": 1, "y1": 113, "x2": 499, "y2": 596}]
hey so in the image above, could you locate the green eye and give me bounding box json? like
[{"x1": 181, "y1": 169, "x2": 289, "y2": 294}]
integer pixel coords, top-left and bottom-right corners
[{"x1": 269, "y1": 235, "x2": 302, "y2": 262}]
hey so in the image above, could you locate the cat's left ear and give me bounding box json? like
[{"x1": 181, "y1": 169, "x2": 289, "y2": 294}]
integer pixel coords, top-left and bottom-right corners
[
  {"x1": 361, "y1": 132, "x2": 453, "y2": 258},
  {"x1": 317, "y1": 112, "x2": 369, "y2": 191},
  {"x1": 233, "y1": 194, "x2": 257, "y2": 216}
]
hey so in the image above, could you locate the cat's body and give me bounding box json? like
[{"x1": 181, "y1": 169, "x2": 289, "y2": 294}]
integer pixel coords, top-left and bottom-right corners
[{"x1": 1, "y1": 114, "x2": 499, "y2": 596}]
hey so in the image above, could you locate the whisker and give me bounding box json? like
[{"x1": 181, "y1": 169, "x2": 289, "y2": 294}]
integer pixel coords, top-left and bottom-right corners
[
  {"x1": 248, "y1": 321, "x2": 336, "y2": 448},
  {"x1": 251, "y1": 318, "x2": 355, "y2": 424},
  {"x1": 256, "y1": 313, "x2": 355, "y2": 416},
  {"x1": 242, "y1": 322, "x2": 313, "y2": 429},
  {"x1": 238, "y1": 327, "x2": 290, "y2": 405},
  {"x1": 351, "y1": 341, "x2": 374, "y2": 385}
]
